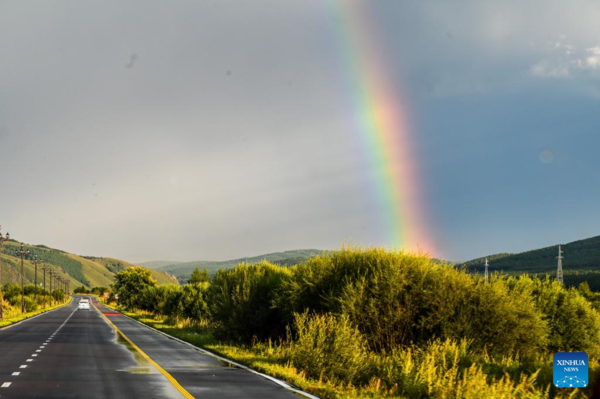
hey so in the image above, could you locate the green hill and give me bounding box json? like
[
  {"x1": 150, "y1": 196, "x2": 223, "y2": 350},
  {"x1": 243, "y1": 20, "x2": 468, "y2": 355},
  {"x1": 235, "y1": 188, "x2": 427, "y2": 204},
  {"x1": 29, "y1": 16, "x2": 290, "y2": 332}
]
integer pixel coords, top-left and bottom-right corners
[
  {"x1": 459, "y1": 235, "x2": 600, "y2": 274},
  {"x1": 0, "y1": 240, "x2": 178, "y2": 290},
  {"x1": 138, "y1": 260, "x2": 186, "y2": 269},
  {"x1": 458, "y1": 235, "x2": 600, "y2": 290},
  {"x1": 157, "y1": 249, "x2": 328, "y2": 283}
]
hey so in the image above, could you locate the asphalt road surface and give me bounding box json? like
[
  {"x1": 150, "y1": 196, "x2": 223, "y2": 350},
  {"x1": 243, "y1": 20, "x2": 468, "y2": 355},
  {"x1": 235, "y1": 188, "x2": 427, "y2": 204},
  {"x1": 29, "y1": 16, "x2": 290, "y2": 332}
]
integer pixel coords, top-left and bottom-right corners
[{"x1": 0, "y1": 296, "x2": 303, "y2": 398}]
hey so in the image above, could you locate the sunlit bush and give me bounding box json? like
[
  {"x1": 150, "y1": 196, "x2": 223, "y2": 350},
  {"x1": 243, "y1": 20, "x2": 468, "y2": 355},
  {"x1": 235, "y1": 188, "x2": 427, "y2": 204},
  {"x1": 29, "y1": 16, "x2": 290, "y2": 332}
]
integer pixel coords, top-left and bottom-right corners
[
  {"x1": 209, "y1": 262, "x2": 291, "y2": 343},
  {"x1": 287, "y1": 312, "x2": 370, "y2": 385},
  {"x1": 509, "y1": 276, "x2": 600, "y2": 357},
  {"x1": 281, "y1": 247, "x2": 547, "y2": 358}
]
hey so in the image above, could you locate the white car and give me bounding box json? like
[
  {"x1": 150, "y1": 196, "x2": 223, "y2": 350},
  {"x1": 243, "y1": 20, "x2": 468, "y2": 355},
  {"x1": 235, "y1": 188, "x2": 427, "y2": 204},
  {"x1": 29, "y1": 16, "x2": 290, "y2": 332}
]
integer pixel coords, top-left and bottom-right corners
[{"x1": 78, "y1": 300, "x2": 90, "y2": 310}]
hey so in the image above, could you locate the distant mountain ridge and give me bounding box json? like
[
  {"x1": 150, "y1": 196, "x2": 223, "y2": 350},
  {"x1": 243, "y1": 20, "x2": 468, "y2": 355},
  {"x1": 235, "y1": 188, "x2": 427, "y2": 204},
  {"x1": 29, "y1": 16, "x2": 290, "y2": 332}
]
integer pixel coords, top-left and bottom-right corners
[
  {"x1": 459, "y1": 235, "x2": 600, "y2": 274},
  {"x1": 156, "y1": 249, "x2": 329, "y2": 283},
  {"x1": 138, "y1": 260, "x2": 186, "y2": 269}
]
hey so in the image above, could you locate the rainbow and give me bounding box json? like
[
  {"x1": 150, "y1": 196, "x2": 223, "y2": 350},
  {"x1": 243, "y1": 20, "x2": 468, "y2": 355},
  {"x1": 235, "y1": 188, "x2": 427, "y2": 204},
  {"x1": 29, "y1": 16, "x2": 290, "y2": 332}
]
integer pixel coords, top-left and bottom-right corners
[{"x1": 329, "y1": 0, "x2": 433, "y2": 254}]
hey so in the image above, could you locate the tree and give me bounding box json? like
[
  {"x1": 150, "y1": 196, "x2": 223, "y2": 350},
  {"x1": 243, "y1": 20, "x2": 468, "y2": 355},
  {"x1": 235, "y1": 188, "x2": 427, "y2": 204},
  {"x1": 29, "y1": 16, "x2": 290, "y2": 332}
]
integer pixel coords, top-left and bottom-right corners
[
  {"x1": 112, "y1": 267, "x2": 157, "y2": 310},
  {"x1": 189, "y1": 267, "x2": 210, "y2": 284},
  {"x1": 74, "y1": 285, "x2": 88, "y2": 294},
  {"x1": 91, "y1": 286, "x2": 109, "y2": 296}
]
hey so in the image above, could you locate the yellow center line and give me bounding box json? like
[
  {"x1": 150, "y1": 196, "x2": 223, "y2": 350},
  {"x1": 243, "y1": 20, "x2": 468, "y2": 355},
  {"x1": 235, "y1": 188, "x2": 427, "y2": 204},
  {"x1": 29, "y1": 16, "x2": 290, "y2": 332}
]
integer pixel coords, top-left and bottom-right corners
[{"x1": 95, "y1": 307, "x2": 194, "y2": 399}]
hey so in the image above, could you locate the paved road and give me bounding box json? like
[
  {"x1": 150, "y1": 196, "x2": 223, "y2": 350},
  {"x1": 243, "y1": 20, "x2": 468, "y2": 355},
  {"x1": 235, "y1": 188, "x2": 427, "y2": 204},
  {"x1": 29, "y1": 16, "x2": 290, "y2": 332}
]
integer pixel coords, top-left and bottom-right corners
[{"x1": 0, "y1": 296, "x2": 302, "y2": 398}]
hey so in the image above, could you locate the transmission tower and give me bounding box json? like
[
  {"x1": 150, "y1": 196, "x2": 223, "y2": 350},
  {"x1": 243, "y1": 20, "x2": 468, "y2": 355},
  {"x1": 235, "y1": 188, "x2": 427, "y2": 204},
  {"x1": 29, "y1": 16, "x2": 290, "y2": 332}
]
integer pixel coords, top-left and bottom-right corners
[
  {"x1": 556, "y1": 245, "x2": 564, "y2": 284},
  {"x1": 484, "y1": 258, "x2": 489, "y2": 283}
]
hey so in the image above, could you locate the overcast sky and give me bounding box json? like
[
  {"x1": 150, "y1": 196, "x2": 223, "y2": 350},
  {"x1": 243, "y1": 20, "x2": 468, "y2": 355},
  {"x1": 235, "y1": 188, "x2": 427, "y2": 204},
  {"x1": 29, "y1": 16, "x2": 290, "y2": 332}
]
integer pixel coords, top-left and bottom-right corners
[{"x1": 1, "y1": 1, "x2": 599, "y2": 263}]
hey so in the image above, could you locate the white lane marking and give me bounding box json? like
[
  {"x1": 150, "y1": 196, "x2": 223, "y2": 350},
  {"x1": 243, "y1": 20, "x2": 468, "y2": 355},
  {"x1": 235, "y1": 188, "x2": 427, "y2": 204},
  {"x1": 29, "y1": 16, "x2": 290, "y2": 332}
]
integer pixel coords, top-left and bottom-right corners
[
  {"x1": 12, "y1": 372, "x2": 20, "y2": 376},
  {"x1": 42, "y1": 343, "x2": 47, "y2": 346},
  {"x1": 39, "y1": 346, "x2": 44, "y2": 349},
  {"x1": 19, "y1": 365, "x2": 26, "y2": 369},
  {"x1": 26, "y1": 359, "x2": 33, "y2": 362},
  {"x1": 32, "y1": 354, "x2": 37, "y2": 357},
  {"x1": 1, "y1": 382, "x2": 11, "y2": 388},
  {"x1": 36, "y1": 350, "x2": 41, "y2": 352}
]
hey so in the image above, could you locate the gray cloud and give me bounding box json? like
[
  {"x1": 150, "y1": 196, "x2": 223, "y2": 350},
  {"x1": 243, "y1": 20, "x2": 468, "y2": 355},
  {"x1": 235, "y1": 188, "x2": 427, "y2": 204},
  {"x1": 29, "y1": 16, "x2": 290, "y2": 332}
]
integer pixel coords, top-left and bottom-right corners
[{"x1": 2, "y1": 0, "x2": 600, "y2": 262}]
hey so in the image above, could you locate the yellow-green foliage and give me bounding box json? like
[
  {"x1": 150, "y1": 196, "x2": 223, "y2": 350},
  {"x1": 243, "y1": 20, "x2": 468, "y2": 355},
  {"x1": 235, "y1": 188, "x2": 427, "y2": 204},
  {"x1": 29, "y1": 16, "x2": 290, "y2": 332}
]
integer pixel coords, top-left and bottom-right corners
[
  {"x1": 281, "y1": 247, "x2": 548, "y2": 358},
  {"x1": 0, "y1": 297, "x2": 69, "y2": 328},
  {"x1": 120, "y1": 247, "x2": 600, "y2": 399},
  {"x1": 508, "y1": 275, "x2": 600, "y2": 357},
  {"x1": 288, "y1": 312, "x2": 370, "y2": 385},
  {"x1": 365, "y1": 339, "x2": 550, "y2": 399}
]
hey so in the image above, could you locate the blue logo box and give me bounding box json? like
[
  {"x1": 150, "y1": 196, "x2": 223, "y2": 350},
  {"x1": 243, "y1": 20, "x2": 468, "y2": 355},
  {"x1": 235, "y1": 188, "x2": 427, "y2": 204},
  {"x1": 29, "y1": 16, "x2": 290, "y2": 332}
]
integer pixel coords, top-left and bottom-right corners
[{"x1": 554, "y1": 352, "x2": 588, "y2": 388}]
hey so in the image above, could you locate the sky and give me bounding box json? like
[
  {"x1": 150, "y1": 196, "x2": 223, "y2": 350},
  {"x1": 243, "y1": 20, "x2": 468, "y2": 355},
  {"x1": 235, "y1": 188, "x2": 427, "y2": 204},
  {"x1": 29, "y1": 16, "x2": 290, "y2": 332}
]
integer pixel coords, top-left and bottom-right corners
[{"x1": 1, "y1": 0, "x2": 599, "y2": 263}]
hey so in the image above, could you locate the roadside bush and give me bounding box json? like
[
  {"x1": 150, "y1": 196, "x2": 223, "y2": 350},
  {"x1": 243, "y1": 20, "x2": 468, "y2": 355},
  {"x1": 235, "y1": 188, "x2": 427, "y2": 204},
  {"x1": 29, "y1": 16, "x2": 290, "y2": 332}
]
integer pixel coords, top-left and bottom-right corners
[
  {"x1": 287, "y1": 312, "x2": 370, "y2": 385},
  {"x1": 135, "y1": 285, "x2": 177, "y2": 315},
  {"x1": 23, "y1": 296, "x2": 36, "y2": 312},
  {"x1": 24, "y1": 284, "x2": 47, "y2": 297},
  {"x1": 158, "y1": 285, "x2": 184, "y2": 316},
  {"x1": 52, "y1": 289, "x2": 65, "y2": 302},
  {"x1": 281, "y1": 247, "x2": 548, "y2": 358},
  {"x1": 209, "y1": 262, "x2": 292, "y2": 343},
  {"x1": 179, "y1": 283, "x2": 210, "y2": 320},
  {"x1": 510, "y1": 276, "x2": 600, "y2": 356},
  {"x1": 1, "y1": 298, "x2": 20, "y2": 319},
  {"x1": 3, "y1": 283, "x2": 21, "y2": 305},
  {"x1": 136, "y1": 283, "x2": 210, "y2": 322}
]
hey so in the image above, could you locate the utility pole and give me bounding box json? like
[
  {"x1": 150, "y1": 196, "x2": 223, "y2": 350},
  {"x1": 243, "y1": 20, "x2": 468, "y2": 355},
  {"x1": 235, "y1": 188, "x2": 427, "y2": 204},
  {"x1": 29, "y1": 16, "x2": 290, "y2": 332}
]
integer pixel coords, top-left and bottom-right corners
[
  {"x1": 49, "y1": 270, "x2": 54, "y2": 306},
  {"x1": 557, "y1": 245, "x2": 564, "y2": 284},
  {"x1": 0, "y1": 226, "x2": 9, "y2": 320},
  {"x1": 42, "y1": 264, "x2": 48, "y2": 309},
  {"x1": 32, "y1": 255, "x2": 40, "y2": 301},
  {"x1": 17, "y1": 243, "x2": 30, "y2": 313},
  {"x1": 484, "y1": 258, "x2": 489, "y2": 283}
]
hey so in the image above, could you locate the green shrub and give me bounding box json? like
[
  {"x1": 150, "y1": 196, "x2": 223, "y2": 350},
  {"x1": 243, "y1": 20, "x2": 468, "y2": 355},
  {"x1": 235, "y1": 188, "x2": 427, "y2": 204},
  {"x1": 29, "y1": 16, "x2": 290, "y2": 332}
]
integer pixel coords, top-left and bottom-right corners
[
  {"x1": 288, "y1": 312, "x2": 370, "y2": 385},
  {"x1": 135, "y1": 285, "x2": 176, "y2": 315},
  {"x1": 281, "y1": 247, "x2": 547, "y2": 358},
  {"x1": 136, "y1": 283, "x2": 210, "y2": 322},
  {"x1": 209, "y1": 262, "x2": 292, "y2": 343},
  {"x1": 179, "y1": 283, "x2": 210, "y2": 320},
  {"x1": 22, "y1": 296, "x2": 36, "y2": 312},
  {"x1": 510, "y1": 276, "x2": 600, "y2": 356},
  {"x1": 52, "y1": 289, "x2": 65, "y2": 302},
  {"x1": 3, "y1": 283, "x2": 21, "y2": 305}
]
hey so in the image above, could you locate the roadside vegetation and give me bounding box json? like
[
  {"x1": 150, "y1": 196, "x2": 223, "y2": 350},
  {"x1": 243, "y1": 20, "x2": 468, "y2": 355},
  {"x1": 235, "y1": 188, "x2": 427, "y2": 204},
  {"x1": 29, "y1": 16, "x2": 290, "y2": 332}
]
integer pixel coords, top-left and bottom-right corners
[
  {"x1": 109, "y1": 247, "x2": 600, "y2": 398},
  {"x1": 0, "y1": 283, "x2": 70, "y2": 328}
]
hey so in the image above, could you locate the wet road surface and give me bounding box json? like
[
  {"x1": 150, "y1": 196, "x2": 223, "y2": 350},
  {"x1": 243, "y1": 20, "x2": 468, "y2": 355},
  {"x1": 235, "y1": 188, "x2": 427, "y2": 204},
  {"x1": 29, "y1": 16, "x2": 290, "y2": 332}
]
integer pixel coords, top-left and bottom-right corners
[{"x1": 0, "y1": 296, "x2": 302, "y2": 398}]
